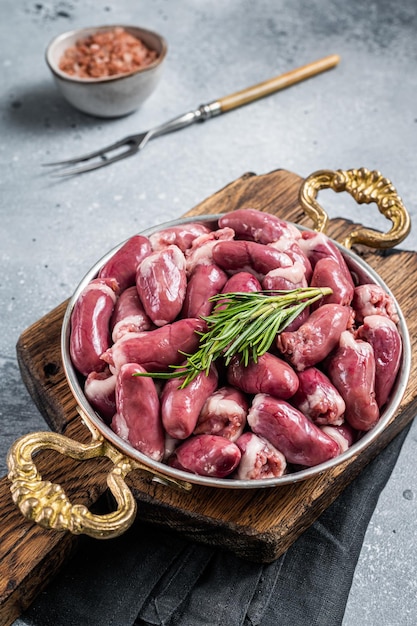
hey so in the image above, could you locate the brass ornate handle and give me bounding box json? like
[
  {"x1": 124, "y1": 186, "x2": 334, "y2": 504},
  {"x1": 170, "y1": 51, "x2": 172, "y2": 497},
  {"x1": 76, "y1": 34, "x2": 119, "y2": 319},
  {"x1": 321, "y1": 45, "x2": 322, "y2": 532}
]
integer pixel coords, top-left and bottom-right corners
[
  {"x1": 299, "y1": 167, "x2": 411, "y2": 249},
  {"x1": 7, "y1": 417, "x2": 192, "y2": 539},
  {"x1": 7, "y1": 427, "x2": 138, "y2": 538}
]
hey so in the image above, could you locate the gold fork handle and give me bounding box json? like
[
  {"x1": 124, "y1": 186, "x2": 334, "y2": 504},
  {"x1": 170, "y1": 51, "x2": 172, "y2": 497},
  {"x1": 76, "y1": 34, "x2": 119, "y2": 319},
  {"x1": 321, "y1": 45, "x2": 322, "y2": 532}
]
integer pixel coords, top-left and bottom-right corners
[{"x1": 215, "y1": 54, "x2": 340, "y2": 113}]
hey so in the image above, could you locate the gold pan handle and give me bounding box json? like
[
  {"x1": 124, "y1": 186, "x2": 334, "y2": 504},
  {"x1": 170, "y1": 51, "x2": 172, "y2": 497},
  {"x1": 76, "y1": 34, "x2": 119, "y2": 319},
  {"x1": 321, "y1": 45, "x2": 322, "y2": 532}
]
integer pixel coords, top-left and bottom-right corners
[
  {"x1": 7, "y1": 427, "x2": 138, "y2": 538},
  {"x1": 299, "y1": 167, "x2": 411, "y2": 249},
  {"x1": 7, "y1": 414, "x2": 192, "y2": 538}
]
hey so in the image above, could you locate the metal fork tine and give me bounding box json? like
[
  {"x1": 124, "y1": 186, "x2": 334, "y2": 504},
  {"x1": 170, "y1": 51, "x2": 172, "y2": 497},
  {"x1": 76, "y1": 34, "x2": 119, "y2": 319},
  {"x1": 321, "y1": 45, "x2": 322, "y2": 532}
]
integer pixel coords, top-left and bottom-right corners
[
  {"x1": 43, "y1": 110, "x2": 201, "y2": 175},
  {"x1": 43, "y1": 135, "x2": 139, "y2": 167},
  {"x1": 50, "y1": 147, "x2": 138, "y2": 177}
]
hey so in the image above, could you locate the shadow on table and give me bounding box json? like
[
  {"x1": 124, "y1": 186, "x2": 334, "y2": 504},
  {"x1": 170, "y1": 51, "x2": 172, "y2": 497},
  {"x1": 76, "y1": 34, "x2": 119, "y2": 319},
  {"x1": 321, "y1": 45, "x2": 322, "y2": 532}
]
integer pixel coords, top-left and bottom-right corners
[{"x1": 2, "y1": 81, "x2": 113, "y2": 134}]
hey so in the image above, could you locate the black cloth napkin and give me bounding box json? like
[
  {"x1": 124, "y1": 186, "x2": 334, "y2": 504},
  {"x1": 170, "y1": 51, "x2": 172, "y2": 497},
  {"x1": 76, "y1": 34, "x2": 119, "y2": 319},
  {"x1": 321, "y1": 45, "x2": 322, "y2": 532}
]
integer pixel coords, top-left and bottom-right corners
[{"x1": 19, "y1": 425, "x2": 410, "y2": 626}]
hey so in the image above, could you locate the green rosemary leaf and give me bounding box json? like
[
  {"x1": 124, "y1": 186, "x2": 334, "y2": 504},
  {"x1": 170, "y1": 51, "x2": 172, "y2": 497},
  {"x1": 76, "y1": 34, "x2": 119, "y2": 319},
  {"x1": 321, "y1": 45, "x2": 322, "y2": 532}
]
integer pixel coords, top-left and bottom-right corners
[{"x1": 133, "y1": 287, "x2": 332, "y2": 387}]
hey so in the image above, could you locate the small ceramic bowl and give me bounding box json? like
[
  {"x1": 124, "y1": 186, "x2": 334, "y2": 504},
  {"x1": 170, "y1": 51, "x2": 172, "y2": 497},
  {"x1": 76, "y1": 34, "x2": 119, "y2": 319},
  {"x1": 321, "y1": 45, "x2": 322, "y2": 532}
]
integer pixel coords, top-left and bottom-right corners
[{"x1": 45, "y1": 24, "x2": 167, "y2": 118}]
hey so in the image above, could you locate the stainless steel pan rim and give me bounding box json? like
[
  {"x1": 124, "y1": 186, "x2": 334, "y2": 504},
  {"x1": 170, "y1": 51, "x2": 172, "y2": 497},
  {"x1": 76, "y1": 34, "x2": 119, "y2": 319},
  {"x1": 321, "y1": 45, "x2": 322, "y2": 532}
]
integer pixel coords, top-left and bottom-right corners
[{"x1": 60, "y1": 213, "x2": 412, "y2": 490}]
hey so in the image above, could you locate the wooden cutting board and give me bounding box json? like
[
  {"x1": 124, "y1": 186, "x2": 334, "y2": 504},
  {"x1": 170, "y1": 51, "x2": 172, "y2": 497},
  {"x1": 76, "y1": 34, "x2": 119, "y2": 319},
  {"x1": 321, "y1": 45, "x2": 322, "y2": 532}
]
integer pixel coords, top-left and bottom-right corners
[{"x1": 1, "y1": 169, "x2": 416, "y2": 626}]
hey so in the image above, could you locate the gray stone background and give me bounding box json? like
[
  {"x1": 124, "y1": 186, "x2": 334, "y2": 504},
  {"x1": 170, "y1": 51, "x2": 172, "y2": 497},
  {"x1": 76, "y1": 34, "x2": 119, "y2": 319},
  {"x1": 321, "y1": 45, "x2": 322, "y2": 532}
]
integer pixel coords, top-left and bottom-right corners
[{"x1": 1, "y1": 0, "x2": 416, "y2": 624}]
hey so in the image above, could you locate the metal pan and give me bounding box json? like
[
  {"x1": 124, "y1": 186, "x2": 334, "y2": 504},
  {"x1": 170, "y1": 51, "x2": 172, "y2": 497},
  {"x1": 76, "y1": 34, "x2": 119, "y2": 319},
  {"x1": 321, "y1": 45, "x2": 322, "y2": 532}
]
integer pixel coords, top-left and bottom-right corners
[{"x1": 7, "y1": 167, "x2": 412, "y2": 540}]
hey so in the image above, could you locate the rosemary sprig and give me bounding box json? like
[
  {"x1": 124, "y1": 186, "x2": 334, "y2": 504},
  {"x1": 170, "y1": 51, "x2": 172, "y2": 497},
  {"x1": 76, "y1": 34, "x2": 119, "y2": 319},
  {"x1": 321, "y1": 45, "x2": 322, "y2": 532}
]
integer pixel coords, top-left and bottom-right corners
[{"x1": 134, "y1": 287, "x2": 332, "y2": 387}]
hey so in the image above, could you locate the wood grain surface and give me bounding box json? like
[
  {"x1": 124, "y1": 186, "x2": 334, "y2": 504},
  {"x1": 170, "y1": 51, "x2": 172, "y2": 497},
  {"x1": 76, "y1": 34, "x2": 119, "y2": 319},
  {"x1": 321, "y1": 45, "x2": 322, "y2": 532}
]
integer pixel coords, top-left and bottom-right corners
[{"x1": 1, "y1": 169, "x2": 416, "y2": 625}]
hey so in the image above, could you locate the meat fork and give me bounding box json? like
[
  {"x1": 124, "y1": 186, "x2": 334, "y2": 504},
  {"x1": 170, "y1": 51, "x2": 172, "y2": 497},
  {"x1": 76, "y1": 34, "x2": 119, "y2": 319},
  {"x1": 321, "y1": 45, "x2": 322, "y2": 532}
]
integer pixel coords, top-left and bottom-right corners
[{"x1": 43, "y1": 54, "x2": 340, "y2": 177}]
